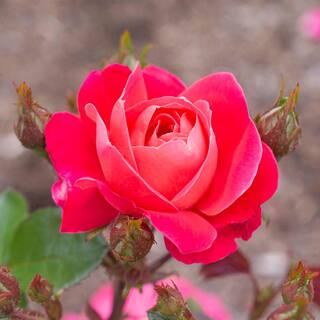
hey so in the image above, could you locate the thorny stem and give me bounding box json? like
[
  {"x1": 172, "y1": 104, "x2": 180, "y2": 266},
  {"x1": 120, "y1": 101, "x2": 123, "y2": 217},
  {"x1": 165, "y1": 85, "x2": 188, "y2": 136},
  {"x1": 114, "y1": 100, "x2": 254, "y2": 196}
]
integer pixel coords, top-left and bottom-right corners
[{"x1": 109, "y1": 280, "x2": 126, "y2": 320}]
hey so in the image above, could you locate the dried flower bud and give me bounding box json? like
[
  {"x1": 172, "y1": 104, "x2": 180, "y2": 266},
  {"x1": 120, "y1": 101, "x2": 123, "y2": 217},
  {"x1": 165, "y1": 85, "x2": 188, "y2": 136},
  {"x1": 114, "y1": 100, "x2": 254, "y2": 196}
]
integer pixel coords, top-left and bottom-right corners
[
  {"x1": 0, "y1": 291, "x2": 16, "y2": 316},
  {"x1": 14, "y1": 82, "x2": 51, "y2": 151},
  {"x1": 148, "y1": 283, "x2": 196, "y2": 320},
  {"x1": 0, "y1": 266, "x2": 20, "y2": 303},
  {"x1": 28, "y1": 274, "x2": 53, "y2": 303},
  {"x1": 255, "y1": 82, "x2": 301, "y2": 160},
  {"x1": 282, "y1": 261, "x2": 318, "y2": 305},
  {"x1": 110, "y1": 215, "x2": 154, "y2": 263}
]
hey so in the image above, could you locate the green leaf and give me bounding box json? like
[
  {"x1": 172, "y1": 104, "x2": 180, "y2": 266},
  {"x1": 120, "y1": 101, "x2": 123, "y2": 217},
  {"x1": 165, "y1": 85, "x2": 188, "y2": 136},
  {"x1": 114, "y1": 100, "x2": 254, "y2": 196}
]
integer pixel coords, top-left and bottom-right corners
[
  {"x1": 0, "y1": 190, "x2": 28, "y2": 264},
  {"x1": 7, "y1": 207, "x2": 107, "y2": 291}
]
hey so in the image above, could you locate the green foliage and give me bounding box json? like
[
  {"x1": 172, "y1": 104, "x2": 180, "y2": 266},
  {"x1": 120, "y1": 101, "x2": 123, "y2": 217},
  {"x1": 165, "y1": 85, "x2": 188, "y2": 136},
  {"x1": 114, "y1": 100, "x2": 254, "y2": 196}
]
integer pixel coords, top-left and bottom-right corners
[
  {"x1": 0, "y1": 190, "x2": 28, "y2": 264},
  {"x1": 0, "y1": 190, "x2": 107, "y2": 292},
  {"x1": 6, "y1": 208, "x2": 107, "y2": 291}
]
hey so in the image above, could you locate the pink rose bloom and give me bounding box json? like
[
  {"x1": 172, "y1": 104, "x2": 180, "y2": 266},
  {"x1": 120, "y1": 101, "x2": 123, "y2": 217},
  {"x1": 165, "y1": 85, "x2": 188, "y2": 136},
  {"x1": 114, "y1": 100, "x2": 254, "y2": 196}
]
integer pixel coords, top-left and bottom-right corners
[
  {"x1": 45, "y1": 63, "x2": 278, "y2": 264},
  {"x1": 63, "y1": 277, "x2": 232, "y2": 320},
  {"x1": 300, "y1": 8, "x2": 320, "y2": 41}
]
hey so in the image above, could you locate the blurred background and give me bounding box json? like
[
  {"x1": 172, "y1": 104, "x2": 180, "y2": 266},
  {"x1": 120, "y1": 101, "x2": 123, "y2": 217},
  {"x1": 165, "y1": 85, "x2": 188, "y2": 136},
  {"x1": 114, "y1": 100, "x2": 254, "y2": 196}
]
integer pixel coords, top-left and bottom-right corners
[{"x1": 0, "y1": 0, "x2": 320, "y2": 318}]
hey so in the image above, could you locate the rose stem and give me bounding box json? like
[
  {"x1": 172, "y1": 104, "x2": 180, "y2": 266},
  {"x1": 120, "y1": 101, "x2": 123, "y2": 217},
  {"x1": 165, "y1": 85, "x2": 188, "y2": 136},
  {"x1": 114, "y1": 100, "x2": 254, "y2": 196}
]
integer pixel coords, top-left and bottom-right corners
[{"x1": 109, "y1": 280, "x2": 126, "y2": 320}]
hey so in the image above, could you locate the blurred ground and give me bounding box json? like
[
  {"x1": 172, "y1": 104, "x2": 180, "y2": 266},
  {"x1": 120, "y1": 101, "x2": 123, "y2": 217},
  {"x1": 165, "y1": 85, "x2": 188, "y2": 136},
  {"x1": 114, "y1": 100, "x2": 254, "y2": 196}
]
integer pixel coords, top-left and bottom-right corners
[{"x1": 1, "y1": 0, "x2": 320, "y2": 319}]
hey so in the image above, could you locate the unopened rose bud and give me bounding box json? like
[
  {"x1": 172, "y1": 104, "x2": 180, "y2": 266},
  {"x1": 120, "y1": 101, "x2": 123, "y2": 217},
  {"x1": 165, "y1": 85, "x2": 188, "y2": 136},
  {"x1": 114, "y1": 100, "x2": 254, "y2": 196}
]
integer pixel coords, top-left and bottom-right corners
[
  {"x1": 255, "y1": 82, "x2": 301, "y2": 160},
  {"x1": 0, "y1": 266, "x2": 20, "y2": 303},
  {"x1": 282, "y1": 262, "x2": 318, "y2": 305},
  {"x1": 110, "y1": 215, "x2": 154, "y2": 263},
  {"x1": 28, "y1": 274, "x2": 53, "y2": 303},
  {"x1": 148, "y1": 283, "x2": 196, "y2": 320},
  {"x1": 27, "y1": 274, "x2": 62, "y2": 320},
  {"x1": 267, "y1": 299, "x2": 314, "y2": 320},
  {"x1": 0, "y1": 291, "x2": 15, "y2": 316},
  {"x1": 14, "y1": 82, "x2": 51, "y2": 151}
]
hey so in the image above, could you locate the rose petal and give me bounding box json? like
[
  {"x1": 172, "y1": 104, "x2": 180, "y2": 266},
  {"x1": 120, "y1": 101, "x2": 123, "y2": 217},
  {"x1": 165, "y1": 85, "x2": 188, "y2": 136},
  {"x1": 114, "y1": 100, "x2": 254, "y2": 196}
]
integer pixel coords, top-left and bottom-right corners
[
  {"x1": 198, "y1": 120, "x2": 262, "y2": 215},
  {"x1": 109, "y1": 99, "x2": 137, "y2": 168},
  {"x1": 121, "y1": 63, "x2": 147, "y2": 109},
  {"x1": 172, "y1": 126, "x2": 218, "y2": 209},
  {"x1": 133, "y1": 116, "x2": 207, "y2": 199},
  {"x1": 182, "y1": 72, "x2": 262, "y2": 215},
  {"x1": 45, "y1": 112, "x2": 103, "y2": 184},
  {"x1": 60, "y1": 183, "x2": 118, "y2": 233},
  {"x1": 208, "y1": 143, "x2": 278, "y2": 228},
  {"x1": 85, "y1": 103, "x2": 177, "y2": 212},
  {"x1": 165, "y1": 229, "x2": 237, "y2": 264},
  {"x1": 146, "y1": 210, "x2": 217, "y2": 254},
  {"x1": 78, "y1": 64, "x2": 131, "y2": 127},
  {"x1": 75, "y1": 177, "x2": 139, "y2": 214},
  {"x1": 143, "y1": 64, "x2": 186, "y2": 98}
]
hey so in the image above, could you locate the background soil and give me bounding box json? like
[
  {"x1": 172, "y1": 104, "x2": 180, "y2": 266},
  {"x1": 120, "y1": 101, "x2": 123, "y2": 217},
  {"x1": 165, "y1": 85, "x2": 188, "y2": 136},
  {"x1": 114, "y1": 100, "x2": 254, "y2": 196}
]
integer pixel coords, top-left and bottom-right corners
[{"x1": 0, "y1": 1, "x2": 320, "y2": 319}]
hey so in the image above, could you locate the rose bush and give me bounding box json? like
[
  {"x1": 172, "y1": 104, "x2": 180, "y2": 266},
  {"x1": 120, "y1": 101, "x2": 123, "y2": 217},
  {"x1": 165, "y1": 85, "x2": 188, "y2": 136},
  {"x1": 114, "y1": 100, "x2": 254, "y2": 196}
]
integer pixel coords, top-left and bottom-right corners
[{"x1": 45, "y1": 63, "x2": 278, "y2": 264}]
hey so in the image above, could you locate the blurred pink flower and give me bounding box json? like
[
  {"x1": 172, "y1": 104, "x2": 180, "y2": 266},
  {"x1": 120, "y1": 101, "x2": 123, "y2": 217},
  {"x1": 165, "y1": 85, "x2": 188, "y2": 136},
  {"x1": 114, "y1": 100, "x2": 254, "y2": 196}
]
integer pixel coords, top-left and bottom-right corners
[
  {"x1": 63, "y1": 277, "x2": 231, "y2": 320},
  {"x1": 300, "y1": 8, "x2": 320, "y2": 41}
]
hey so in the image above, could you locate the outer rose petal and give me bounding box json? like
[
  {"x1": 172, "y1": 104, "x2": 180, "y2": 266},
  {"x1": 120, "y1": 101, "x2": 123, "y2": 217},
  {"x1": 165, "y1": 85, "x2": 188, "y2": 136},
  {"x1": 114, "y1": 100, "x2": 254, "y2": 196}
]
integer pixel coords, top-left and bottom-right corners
[
  {"x1": 227, "y1": 207, "x2": 262, "y2": 241},
  {"x1": 59, "y1": 184, "x2": 118, "y2": 233},
  {"x1": 146, "y1": 210, "x2": 217, "y2": 254},
  {"x1": 78, "y1": 64, "x2": 131, "y2": 126},
  {"x1": 121, "y1": 63, "x2": 147, "y2": 109},
  {"x1": 142, "y1": 64, "x2": 186, "y2": 98},
  {"x1": 182, "y1": 72, "x2": 262, "y2": 215},
  {"x1": 208, "y1": 142, "x2": 279, "y2": 227},
  {"x1": 45, "y1": 112, "x2": 103, "y2": 183},
  {"x1": 165, "y1": 229, "x2": 237, "y2": 264}
]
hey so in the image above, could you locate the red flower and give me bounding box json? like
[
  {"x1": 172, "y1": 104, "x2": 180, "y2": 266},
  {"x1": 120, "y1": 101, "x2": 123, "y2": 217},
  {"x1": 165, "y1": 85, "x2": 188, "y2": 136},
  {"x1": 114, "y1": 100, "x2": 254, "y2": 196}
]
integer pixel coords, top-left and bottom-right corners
[{"x1": 45, "y1": 63, "x2": 278, "y2": 264}]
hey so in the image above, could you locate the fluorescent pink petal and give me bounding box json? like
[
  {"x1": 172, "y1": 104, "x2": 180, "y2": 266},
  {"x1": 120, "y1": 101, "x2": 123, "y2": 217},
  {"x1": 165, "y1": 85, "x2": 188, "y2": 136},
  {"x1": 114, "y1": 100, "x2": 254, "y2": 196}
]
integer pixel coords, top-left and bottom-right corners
[
  {"x1": 165, "y1": 230, "x2": 237, "y2": 264},
  {"x1": 89, "y1": 282, "x2": 156, "y2": 320},
  {"x1": 45, "y1": 112, "x2": 103, "y2": 183},
  {"x1": 52, "y1": 178, "x2": 68, "y2": 207},
  {"x1": 109, "y1": 99, "x2": 137, "y2": 168},
  {"x1": 198, "y1": 120, "x2": 262, "y2": 215},
  {"x1": 78, "y1": 64, "x2": 131, "y2": 126},
  {"x1": 225, "y1": 207, "x2": 262, "y2": 241},
  {"x1": 300, "y1": 8, "x2": 320, "y2": 41},
  {"x1": 133, "y1": 116, "x2": 207, "y2": 199},
  {"x1": 121, "y1": 63, "x2": 147, "y2": 109},
  {"x1": 146, "y1": 210, "x2": 217, "y2": 254},
  {"x1": 89, "y1": 283, "x2": 113, "y2": 319},
  {"x1": 143, "y1": 64, "x2": 186, "y2": 98},
  {"x1": 124, "y1": 284, "x2": 157, "y2": 318},
  {"x1": 182, "y1": 72, "x2": 262, "y2": 215},
  {"x1": 62, "y1": 313, "x2": 87, "y2": 320},
  {"x1": 239, "y1": 143, "x2": 278, "y2": 207},
  {"x1": 208, "y1": 143, "x2": 278, "y2": 228},
  {"x1": 75, "y1": 177, "x2": 139, "y2": 214},
  {"x1": 86, "y1": 104, "x2": 177, "y2": 212},
  {"x1": 60, "y1": 184, "x2": 118, "y2": 233}
]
